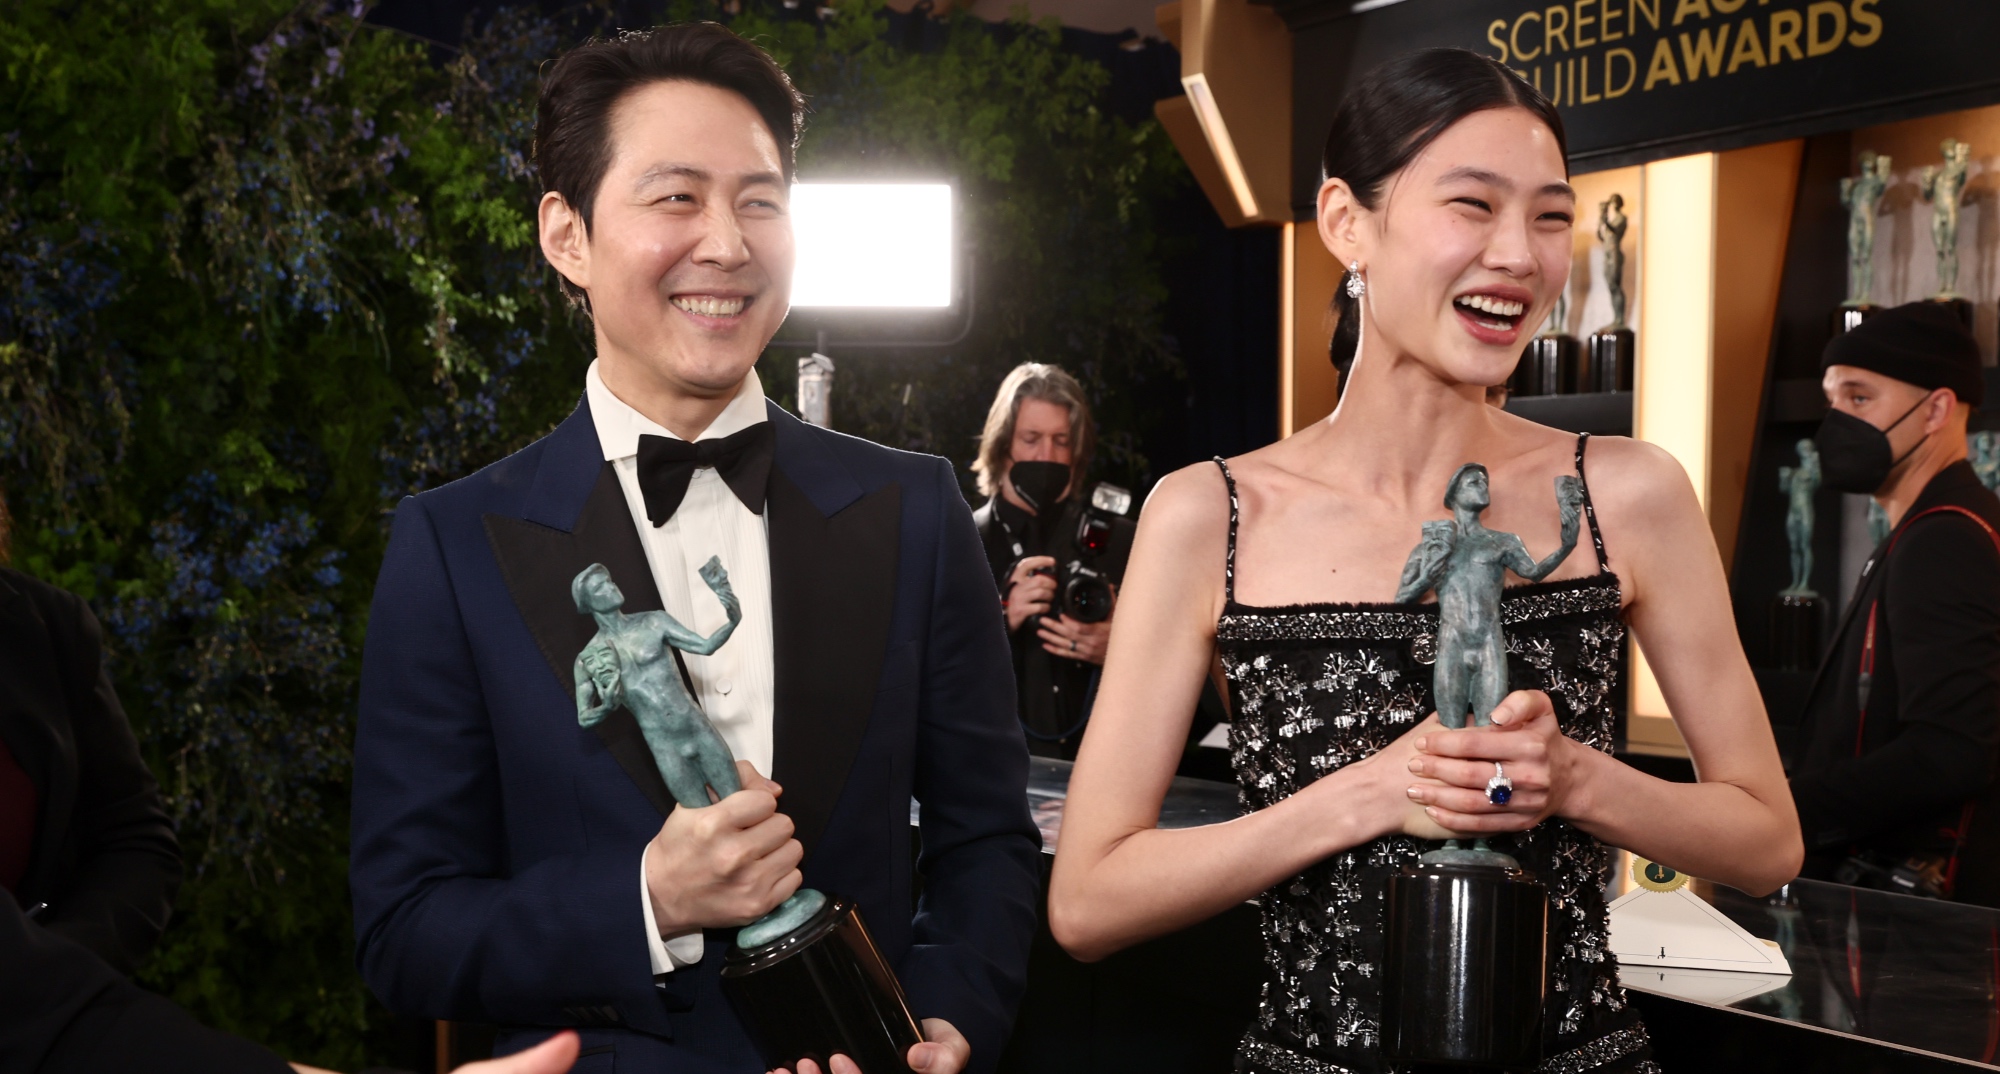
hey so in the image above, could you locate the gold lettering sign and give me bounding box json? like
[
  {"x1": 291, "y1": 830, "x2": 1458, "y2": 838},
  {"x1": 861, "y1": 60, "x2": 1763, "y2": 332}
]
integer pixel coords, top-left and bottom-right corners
[{"x1": 1482, "y1": 0, "x2": 1882, "y2": 110}]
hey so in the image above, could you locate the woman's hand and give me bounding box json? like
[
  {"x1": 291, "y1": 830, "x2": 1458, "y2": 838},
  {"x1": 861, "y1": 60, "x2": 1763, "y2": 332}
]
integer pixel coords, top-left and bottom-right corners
[
  {"x1": 1327, "y1": 714, "x2": 1464, "y2": 842},
  {"x1": 1404, "y1": 690, "x2": 1587, "y2": 832}
]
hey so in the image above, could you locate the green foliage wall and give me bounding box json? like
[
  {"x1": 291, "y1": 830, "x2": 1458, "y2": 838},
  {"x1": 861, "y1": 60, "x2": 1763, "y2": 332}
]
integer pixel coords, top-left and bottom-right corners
[{"x1": 0, "y1": 1, "x2": 1183, "y2": 1065}]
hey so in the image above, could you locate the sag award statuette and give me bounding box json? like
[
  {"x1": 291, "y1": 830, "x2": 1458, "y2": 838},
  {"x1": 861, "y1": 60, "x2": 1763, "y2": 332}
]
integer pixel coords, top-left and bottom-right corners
[
  {"x1": 1585, "y1": 194, "x2": 1635, "y2": 393},
  {"x1": 572, "y1": 560, "x2": 923, "y2": 1074},
  {"x1": 1379, "y1": 465, "x2": 1582, "y2": 1070},
  {"x1": 1920, "y1": 139, "x2": 1975, "y2": 330},
  {"x1": 1838, "y1": 151, "x2": 1892, "y2": 334},
  {"x1": 1972, "y1": 431, "x2": 2000, "y2": 493},
  {"x1": 1771, "y1": 440, "x2": 1823, "y2": 671},
  {"x1": 1515, "y1": 285, "x2": 1580, "y2": 397}
]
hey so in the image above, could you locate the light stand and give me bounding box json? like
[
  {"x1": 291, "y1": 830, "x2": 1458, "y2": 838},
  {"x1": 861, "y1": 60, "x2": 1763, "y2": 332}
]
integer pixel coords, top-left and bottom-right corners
[{"x1": 774, "y1": 258, "x2": 976, "y2": 430}]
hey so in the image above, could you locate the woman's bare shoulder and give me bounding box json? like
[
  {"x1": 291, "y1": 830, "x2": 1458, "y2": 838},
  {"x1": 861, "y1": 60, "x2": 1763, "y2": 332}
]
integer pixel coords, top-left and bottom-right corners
[
  {"x1": 1577, "y1": 435, "x2": 1703, "y2": 526},
  {"x1": 1139, "y1": 460, "x2": 1233, "y2": 542}
]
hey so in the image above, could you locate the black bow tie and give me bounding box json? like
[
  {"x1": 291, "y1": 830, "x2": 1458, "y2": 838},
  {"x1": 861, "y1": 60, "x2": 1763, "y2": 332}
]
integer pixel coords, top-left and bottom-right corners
[{"x1": 635, "y1": 422, "x2": 775, "y2": 524}]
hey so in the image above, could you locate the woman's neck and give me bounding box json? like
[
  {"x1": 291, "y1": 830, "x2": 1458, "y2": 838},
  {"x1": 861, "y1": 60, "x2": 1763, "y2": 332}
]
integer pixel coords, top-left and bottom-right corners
[{"x1": 1312, "y1": 340, "x2": 1502, "y2": 506}]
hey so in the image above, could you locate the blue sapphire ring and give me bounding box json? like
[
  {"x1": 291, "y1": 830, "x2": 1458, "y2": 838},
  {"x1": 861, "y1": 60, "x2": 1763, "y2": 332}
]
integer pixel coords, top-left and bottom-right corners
[{"x1": 1486, "y1": 762, "x2": 1514, "y2": 806}]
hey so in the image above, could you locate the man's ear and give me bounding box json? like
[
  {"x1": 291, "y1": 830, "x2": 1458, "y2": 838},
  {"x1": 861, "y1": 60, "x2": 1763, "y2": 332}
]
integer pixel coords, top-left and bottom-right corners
[
  {"x1": 1927, "y1": 387, "x2": 1963, "y2": 434},
  {"x1": 1316, "y1": 177, "x2": 1367, "y2": 267},
  {"x1": 539, "y1": 190, "x2": 591, "y2": 293}
]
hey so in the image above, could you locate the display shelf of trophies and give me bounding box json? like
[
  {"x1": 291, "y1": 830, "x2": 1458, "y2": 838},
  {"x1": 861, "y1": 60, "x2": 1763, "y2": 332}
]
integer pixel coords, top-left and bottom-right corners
[
  {"x1": 1757, "y1": 123, "x2": 1988, "y2": 682},
  {"x1": 1503, "y1": 391, "x2": 1633, "y2": 437},
  {"x1": 1504, "y1": 191, "x2": 1635, "y2": 437}
]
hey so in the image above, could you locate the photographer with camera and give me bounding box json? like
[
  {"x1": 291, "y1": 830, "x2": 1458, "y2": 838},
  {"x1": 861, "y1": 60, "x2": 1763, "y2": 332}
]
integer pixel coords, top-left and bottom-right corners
[{"x1": 972, "y1": 364, "x2": 1135, "y2": 760}]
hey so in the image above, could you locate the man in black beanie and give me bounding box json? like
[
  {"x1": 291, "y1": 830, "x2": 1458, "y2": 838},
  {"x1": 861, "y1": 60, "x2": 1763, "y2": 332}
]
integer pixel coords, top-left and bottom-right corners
[{"x1": 1792, "y1": 301, "x2": 2000, "y2": 906}]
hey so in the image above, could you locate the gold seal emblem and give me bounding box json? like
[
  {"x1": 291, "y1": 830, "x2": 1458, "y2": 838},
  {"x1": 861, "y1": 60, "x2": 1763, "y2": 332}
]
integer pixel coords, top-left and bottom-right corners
[{"x1": 1631, "y1": 856, "x2": 1689, "y2": 893}]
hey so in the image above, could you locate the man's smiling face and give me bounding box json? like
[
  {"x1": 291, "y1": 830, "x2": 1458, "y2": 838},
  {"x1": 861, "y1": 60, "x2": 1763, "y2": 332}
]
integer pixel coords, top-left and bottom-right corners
[{"x1": 551, "y1": 79, "x2": 795, "y2": 400}]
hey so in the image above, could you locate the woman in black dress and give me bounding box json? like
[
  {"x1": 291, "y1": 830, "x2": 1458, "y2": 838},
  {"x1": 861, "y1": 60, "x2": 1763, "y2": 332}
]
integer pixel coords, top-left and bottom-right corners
[{"x1": 1048, "y1": 50, "x2": 1801, "y2": 1073}]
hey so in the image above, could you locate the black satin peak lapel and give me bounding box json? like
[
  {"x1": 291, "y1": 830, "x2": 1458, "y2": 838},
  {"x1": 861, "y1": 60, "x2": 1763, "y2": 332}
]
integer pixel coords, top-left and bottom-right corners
[
  {"x1": 483, "y1": 463, "x2": 676, "y2": 817},
  {"x1": 767, "y1": 468, "x2": 901, "y2": 863}
]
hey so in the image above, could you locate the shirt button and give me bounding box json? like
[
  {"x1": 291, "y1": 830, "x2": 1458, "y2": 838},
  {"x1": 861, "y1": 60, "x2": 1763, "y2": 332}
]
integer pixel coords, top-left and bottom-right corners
[{"x1": 718, "y1": 680, "x2": 734, "y2": 695}]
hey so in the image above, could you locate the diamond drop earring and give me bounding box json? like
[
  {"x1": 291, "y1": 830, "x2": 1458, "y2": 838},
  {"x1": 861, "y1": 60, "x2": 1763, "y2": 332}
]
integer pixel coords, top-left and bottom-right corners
[{"x1": 1344, "y1": 260, "x2": 1366, "y2": 299}]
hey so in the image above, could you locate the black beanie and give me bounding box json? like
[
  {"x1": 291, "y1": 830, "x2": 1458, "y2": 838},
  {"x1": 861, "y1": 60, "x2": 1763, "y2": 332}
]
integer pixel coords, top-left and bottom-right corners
[{"x1": 1822, "y1": 302, "x2": 1985, "y2": 406}]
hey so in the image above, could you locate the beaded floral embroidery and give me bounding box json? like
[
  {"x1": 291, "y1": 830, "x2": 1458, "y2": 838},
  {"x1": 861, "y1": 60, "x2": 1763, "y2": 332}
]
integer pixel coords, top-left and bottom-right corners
[{"x1": 1220, "y1": 577, "x2": 1648, "y2": 1072}]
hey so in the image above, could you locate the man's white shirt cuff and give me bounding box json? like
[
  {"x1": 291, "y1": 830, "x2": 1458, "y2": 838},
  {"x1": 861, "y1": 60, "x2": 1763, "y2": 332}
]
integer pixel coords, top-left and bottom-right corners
[{"x1": 641, "y1": 843, "x2": 707, "y2": 974}]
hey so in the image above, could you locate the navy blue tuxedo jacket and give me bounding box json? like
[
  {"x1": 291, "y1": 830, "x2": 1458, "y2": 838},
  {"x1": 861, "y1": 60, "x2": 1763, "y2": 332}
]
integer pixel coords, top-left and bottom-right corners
[{"x1": 350, "y1": 396, "x2": 1041, "y2": 1073}]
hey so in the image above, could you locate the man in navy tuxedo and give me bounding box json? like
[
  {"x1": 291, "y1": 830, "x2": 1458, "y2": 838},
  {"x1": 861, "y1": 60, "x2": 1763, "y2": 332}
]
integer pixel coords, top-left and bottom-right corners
[{"x1": 349, "y1": 25, "x2": 1040, "y2": 1074}]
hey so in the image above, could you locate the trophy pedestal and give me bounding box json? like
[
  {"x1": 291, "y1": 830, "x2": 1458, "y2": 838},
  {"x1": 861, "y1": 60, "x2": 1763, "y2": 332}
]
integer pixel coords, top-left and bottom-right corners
[
  {"x1": 1929, "y1": 296, "x2": 1975, "y2": 331},
  {"x1": 1585, "y1": 329, "x2": 1635, "y2": 393},
  {"x1": 721, "y1": 897, "x2": 924, "y2": 1074},
  {"x1": 1834, "y1": 303, "x2": 1880, "y2": 335},
  {"x1": 1769, "y1": 593, "x2": 1824, "y2": 672},
  {"x1": 1381, "y1": 856, "x2": 1549, "y2": 1070},
  {"x1": 1514, "y1": 334, "x2": 1579, "y2": 397}
]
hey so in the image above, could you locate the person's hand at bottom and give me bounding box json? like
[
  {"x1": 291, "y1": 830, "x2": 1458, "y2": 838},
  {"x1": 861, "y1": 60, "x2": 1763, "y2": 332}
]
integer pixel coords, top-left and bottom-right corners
[
  {"x1": 290, "y1": 1027, "x2": 581, "y2": 1074},
  {"x1": 775, "y1": 1018, "x2": 970, "y2": 1074},
  {"x1": 458, "y1": 1029, "x2": 581, "y2": 1073}
]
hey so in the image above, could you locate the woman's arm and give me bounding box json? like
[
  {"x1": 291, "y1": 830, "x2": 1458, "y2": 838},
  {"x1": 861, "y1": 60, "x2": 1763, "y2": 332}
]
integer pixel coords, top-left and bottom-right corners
[
  {"x1": 1411, "y1": 439, "x2": 1802, "y2": 894},
  {"x1": 1049, "y1": 464, "x2": 1444, "y2": 962}
]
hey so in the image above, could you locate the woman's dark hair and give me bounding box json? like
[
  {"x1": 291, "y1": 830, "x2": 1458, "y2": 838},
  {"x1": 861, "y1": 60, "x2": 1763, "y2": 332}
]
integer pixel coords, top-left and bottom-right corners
[
  {"x1": 534, "y1": 23, "x2": 807, "y2": 309},
  {"x1": 1323, "y1": 48, "x2": 1567, "y2": 378}
]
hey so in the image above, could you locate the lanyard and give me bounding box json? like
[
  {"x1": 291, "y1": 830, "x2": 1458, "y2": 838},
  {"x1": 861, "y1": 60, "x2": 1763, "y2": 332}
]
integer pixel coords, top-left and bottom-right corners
[
  {"x1": 1856, "y1": 505, "x2": 2000, "y2": 737},
  {"x1": 992, "y1": 507, "x2": 1028, "y2": 562}
]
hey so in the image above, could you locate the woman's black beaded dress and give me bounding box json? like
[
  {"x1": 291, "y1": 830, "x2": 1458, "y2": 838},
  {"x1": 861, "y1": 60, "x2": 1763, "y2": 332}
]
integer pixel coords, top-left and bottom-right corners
[{"x1": 1214, "y1": 436, "x2": 1658, "y2": 1074}]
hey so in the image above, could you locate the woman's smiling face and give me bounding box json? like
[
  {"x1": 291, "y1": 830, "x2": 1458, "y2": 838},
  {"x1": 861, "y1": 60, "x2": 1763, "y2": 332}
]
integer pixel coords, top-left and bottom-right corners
[{"x1": 1322, "y1": 106, "x2": 1575, "y2": 388}]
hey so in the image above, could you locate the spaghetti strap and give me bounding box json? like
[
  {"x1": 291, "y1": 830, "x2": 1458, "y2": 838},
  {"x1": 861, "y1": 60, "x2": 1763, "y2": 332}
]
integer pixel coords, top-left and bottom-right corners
[
  {"x1": 1574, "y1": 433, "x2": 1610, "y2": 572},
  {"x1": 1212, "y1": 457, "x2": 1240, "y2": 604}
]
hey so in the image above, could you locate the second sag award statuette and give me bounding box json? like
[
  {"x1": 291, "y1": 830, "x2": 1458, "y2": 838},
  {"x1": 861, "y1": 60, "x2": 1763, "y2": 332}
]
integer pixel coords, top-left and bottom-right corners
[
  {"x1": 1920, "y1": 138, "x2": 1974, "y2": 330},
  {"x1": 571, "y1": 559, "x2": 923, "y2": 1074},
  {"x1": 1771, "y1": 439, "x2": 1823, "y2": 671},
  {"x1": 1837, "y1": 151, "x2": 1892, "y2": 334},
  {"x1": 1584, "y1": 194, "x2": 1635, "y2": 394},
  {"x1": 1379, "y1": 466, "x2": 1583, "y2": 1070}
]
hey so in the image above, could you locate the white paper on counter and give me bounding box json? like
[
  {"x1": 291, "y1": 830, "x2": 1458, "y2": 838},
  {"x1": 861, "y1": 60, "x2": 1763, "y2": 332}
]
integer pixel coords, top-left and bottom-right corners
[
  {"x1": 1607, "y1": 885, "x2": 1792, "y2": 975},
  {"x1": 1617, "y1": 963, "x2": 1792, "y2": 1006}
]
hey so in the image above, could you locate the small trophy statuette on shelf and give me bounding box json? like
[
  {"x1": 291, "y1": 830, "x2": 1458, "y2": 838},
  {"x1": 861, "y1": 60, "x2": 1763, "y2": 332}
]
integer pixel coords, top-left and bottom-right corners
[
  {"x1": 1838, "y1": 151, "x2": 1892, "y2": 334},
  {"x1": 1919, "y1": 139, "x2": 1974, "y2": 330},
  {"x1": 1379, "y1": 465, "x2": 1580, "y2": 1070},
  {"x1": 1514, "y1": 286, "x2": 1580, "y2": 397},
  {"x1": 1971, "y1": 431, "x2": 2000, "y2": 492},
  {"x1": 1586, "y1": 194, "x2": 1635, "y2": 393},
  {"x1": 1770, "y1": 440, "x2": 1823, "y2": 671},
  {"x1": 572, "y1": 560, "x2": 923, "y2": 1074},
  {"x1": 1867, "y1": 499, "x2": 1891, "y2": 548}
]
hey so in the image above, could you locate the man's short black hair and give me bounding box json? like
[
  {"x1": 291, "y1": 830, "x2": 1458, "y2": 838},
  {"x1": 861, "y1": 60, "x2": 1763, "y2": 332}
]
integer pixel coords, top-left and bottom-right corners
[{"x1": 533, "y1": 23, "x2": 806, "y2": 305}]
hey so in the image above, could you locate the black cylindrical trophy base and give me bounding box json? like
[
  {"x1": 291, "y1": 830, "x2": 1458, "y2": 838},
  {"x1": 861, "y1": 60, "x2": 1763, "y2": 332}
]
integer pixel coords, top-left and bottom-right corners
[
  {"x1": 1514, "y1": 334, "x2": 1579, "y2": 397},
  {"x1": 720, "y1": 898, "x2": 924, "y2": 1074},
  {"x1": 1834, "y1": 303, "x2": 1880, "y2": 335},
  {"x1": 1930, "y1": 296, "x2": 1975, "y2": 331},
  {"x1": 1770, "y1": 594, "x2": 1824, "y2": 672},
  {"x1": 1585, "y1": 329, "x2": 1635, "y2": 393},
  {"x1": 1381, "y1": 859, "x2": 1548, "y2": 1070}
]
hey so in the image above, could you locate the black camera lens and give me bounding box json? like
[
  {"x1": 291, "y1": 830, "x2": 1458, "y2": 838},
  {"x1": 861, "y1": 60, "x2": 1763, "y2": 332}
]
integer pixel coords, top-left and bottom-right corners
[{"x1": 1065, "y1": 572, "x2": 1114, "y2": 623}]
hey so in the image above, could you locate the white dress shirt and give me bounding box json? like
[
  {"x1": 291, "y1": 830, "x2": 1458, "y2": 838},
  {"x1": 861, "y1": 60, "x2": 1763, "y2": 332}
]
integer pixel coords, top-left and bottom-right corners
[{"x1": 584, "y1": 361, "x2": 777, "y2": 974}]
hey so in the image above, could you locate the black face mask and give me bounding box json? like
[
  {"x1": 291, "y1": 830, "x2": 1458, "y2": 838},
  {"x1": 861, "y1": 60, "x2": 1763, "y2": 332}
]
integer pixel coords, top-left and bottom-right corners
[
  {"x1": 1008, "y1": 461, "x2": 1072, "y2": 513},
  {"x1": 1814, "y1": 397, "x2": 1929, "y2": 494}
]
